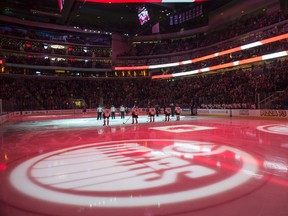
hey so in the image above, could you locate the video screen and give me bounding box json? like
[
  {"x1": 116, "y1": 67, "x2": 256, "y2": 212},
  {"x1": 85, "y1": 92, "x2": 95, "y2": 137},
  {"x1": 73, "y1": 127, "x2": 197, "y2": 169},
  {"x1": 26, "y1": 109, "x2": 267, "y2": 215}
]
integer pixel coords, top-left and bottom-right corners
[{"x1": 138, "y1": 7, "x2": 150, "y2": 25}]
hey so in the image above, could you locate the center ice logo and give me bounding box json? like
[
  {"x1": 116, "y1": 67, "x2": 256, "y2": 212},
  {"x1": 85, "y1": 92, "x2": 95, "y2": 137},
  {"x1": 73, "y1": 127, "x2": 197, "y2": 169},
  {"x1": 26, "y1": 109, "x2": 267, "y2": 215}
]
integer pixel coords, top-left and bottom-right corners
[{"x1": 10, "y1": 139, "x2": 258, "y2": 207}]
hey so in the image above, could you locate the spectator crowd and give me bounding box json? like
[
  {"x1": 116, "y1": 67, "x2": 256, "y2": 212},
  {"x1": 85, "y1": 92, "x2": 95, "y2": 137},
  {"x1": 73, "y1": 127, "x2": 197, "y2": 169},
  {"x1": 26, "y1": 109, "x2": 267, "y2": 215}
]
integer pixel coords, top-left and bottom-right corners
[
  {"x1": 0, "y1": 5, "x2": 288, "y2": 112},
  {"x1": 1, "y1": 58, "x2": 287, "y2": 112}
]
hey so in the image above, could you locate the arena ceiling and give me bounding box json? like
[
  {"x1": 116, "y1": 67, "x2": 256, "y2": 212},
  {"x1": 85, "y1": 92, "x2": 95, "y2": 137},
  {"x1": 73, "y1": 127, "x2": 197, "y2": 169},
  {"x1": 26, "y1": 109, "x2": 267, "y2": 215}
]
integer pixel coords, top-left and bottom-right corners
[{"x1": 0, "y1": 0, "x2": 234, "y2": 35}]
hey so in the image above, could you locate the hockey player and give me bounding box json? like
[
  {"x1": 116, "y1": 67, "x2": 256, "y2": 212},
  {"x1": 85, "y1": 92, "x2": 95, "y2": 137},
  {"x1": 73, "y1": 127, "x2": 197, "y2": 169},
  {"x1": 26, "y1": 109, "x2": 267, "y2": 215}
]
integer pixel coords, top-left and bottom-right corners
[
  {"x1": 170, "y1": 103, "x2": 175, "y2": 117},
  {"x1": 111, "y1": 105, "x2": 116, "y2": 119},
  {"x1": 164, "y1": 104, "x2": 171, "y2": 121},
  {"x1": 149, "y1": 105, "x2": 156, "y2": 122},
  {"x1": 175, "y1": 104, "x2": 182, "y2": 121},
  {"x1": 155, "y1": 104, "x2": 160, "y2": 116},
  {"x1": 103, "y1": 105, "x2": 111, "y2": 126},
  {"x1": 82, "y1": 105, "x2": 87, "y2": 114},
  {"x1": 131, "y1": 106, "x2": 139, "y2": 124},
  {"x1": 120, "y1": 105, "x2": 125, "y2": 119},
  {"x1": 97, "y1": 105, "x2": 103, "y2": 120}
]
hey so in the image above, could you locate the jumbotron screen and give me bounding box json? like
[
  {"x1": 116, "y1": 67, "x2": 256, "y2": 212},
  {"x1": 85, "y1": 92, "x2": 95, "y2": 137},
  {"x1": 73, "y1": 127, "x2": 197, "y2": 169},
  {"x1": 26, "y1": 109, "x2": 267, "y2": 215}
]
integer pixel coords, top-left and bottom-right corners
[{"x1": 138, "y1": 7, "x2": 150, "y2": 25}]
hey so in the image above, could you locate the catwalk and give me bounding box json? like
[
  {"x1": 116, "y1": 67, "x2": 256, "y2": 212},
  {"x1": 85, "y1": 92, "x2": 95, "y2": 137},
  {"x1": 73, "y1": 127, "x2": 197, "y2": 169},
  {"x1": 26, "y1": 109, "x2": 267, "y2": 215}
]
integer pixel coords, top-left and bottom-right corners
[{"x1": 0, "y1": 114, "x2": 287, "y2": 216}]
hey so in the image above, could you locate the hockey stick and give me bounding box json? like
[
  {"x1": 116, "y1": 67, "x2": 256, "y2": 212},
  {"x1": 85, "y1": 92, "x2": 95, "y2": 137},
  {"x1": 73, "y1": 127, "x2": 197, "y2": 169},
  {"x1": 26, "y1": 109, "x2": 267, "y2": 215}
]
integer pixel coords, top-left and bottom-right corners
[
  {"x1": 146, "y1": 115, "x2": 150, "y2": 123},
  {"x1": 123, "y1": 115, "x2": 132, "y2": 124},
  {"x1": 123, "y1": 105, "x2": 135, "y2": 124}
]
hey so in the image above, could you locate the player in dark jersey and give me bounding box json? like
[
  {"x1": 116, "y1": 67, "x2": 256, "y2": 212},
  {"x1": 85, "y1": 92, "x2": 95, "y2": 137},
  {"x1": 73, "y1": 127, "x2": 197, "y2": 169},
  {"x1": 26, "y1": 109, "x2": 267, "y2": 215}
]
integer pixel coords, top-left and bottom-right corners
[
  {"x1": 131, "y1": 106, "x2": 139, "y2": 124},
  {"x1": 103, "y1": 105, "x2": 111, "y2": 126}
]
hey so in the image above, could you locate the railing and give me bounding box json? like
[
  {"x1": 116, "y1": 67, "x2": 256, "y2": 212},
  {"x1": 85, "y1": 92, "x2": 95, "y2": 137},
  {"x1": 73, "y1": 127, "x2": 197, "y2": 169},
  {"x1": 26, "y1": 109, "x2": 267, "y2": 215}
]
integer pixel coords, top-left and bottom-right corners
[{"x1": 259, "y1": 87, "x2": 288, "y2": 109}]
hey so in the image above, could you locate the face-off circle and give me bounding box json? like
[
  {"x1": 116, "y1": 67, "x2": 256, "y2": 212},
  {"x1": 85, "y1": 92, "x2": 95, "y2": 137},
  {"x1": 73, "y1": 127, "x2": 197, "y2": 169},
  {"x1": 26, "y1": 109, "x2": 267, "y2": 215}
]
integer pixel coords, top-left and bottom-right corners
[
  {"x1": 257, "y1": 124, "x2": 288, "y2": 135},
  {"x1": 9, "y1": 139, "x2": 259, "y2": 211}
]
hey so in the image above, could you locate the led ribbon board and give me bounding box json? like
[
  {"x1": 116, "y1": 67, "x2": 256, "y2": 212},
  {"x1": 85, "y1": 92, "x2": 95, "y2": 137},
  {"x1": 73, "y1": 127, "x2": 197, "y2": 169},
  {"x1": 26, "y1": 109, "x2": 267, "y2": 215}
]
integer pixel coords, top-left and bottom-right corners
[
  {"x1": 151, "y1": 50, "x2": 288, "y2": 79},
  {"x1": 114, "y1": 33, "x2": 288, "y2": 71}
]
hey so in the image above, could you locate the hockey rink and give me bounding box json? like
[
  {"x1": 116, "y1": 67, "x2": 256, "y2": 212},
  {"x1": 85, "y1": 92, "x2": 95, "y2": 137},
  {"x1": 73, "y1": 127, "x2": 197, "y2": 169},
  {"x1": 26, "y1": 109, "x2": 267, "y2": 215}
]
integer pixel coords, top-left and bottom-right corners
[{"x1": 0, "y1": 114, "x2": 287, "y2": 216}]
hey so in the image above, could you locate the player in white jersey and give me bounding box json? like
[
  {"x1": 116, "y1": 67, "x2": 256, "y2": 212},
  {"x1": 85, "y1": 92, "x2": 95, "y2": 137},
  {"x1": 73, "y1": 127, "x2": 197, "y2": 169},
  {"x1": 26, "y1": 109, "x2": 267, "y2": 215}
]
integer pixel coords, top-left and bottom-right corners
[
  {"x1": 119, "y1": 105, "x2": 125, "y2": 119},
  {"x1": 111, "y1": 105, "x2": 116, "y2": 119},
  {"x1": 97, "y1": 105, "x2": 103, "y2": 120}
]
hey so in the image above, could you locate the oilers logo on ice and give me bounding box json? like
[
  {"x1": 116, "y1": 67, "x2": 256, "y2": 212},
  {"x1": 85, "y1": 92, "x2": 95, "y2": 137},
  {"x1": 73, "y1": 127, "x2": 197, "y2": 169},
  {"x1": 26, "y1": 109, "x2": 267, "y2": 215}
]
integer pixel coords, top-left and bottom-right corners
[{"x1": 10, "y1": 139, "x2": 258, "y2": 207}]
